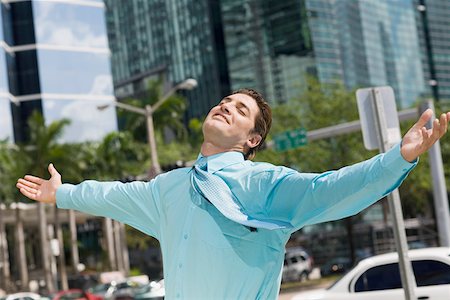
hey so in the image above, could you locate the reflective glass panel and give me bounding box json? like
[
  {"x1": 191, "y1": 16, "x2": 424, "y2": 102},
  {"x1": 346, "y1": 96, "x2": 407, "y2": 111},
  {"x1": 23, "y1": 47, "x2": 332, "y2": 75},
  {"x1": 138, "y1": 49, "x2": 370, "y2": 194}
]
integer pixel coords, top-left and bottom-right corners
[
  {"x1": 0, "y1": 49, "x2": 8, "y2": 93},
  {"x1": 32, "y1": 1, "x2": 108, "y2": 48},
  {"x1": 36, "y1": 50, "x2": 113, "y2": 95},
  {"x1": 0, "y1": 98, "x2": 14, "y2": 142},
  {"x1": 42, "y1": 99, "x2": 117, "y2": 143}
]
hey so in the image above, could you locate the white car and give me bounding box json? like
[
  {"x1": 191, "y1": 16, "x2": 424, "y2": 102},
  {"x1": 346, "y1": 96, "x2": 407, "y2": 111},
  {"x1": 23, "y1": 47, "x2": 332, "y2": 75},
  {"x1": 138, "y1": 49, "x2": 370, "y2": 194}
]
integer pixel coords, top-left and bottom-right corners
[
  {"x1": 283, "y1": 247, "x2": 314, "y2": 282},
  {"x1": 2, "y1": 293, "x2": 45, "y2": 300},
  {"x1": 292, "y1": 247, "x2": 450, "y2": 300}
]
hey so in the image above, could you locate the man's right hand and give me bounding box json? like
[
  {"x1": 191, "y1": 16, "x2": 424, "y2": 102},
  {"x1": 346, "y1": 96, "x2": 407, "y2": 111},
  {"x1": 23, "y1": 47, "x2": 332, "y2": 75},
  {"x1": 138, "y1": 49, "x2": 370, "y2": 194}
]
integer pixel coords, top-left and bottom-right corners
[{"x1": 16, "y1": 163, "x2": 62, "y2": 204}]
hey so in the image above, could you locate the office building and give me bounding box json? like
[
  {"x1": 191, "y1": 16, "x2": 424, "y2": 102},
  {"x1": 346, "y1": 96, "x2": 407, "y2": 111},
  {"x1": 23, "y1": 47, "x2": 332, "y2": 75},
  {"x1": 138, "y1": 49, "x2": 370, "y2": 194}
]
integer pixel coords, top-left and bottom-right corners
[
  {"x1": 305, "y1": 0, "x2": 425, "y2": 108},
  {"x1": 0, "y1": 0, "x2": 117, "y2": 144},
  {"x1": 220, "y1": 0, "x2": 316, "y2": 103},
  {"x1": 104, "y1": 0, "x2": 230, "y2": 120},
  {"x1": 414, "y1": 0, "x2": 450, "y2": 102}
]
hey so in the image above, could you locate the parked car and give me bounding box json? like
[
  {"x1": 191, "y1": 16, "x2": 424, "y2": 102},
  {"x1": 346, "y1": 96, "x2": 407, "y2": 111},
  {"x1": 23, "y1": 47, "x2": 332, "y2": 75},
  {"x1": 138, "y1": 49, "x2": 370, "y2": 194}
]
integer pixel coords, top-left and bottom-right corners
[
  {"x1": 1, "y1": 293, "x2": 45, "y2": 300},
  {"x1": 292, "y1": 247, "x2": 450, "y2": 300},
  {"x1": 88, "y1": 280, "x2": 144, "y2": 300},
  {"x1": 51, "y1": 289, "x2": 101, "y2": 300},
  {"x1": 134, "y1": 279, "x2": 165, "y2": 300},
  {"x1": 282, "y1": 247, "x2": 314, "y2": 282}
]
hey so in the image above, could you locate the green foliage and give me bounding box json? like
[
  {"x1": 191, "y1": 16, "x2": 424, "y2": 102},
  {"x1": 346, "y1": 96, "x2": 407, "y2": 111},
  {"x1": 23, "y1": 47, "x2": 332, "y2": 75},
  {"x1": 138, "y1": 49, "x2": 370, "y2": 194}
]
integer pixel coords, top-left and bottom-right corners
[
  {"x1": 257, "y1": 78, "x2": 439, "y2": 219},
  {"x1": 126, "y1": 225, "x2": 159, "y2": 250},
  {"x1": 118, "y1": 79, "x2": 188, "y2": 143}
]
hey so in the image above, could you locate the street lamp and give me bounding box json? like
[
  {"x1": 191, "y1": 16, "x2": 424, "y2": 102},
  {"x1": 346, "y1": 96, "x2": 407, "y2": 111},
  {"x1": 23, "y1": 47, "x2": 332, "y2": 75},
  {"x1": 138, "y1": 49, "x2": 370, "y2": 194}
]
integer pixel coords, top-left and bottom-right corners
[{"x1": 98, "y1": 78, "x2": 197, "y2": 177}]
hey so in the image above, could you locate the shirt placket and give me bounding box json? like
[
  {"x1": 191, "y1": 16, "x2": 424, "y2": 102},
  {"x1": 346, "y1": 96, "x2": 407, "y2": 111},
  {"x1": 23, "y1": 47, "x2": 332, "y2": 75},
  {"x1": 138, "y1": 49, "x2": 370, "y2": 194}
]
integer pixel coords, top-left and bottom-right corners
[{"x1": 173, "y1": 187, "x2": 198, "y2": 299}]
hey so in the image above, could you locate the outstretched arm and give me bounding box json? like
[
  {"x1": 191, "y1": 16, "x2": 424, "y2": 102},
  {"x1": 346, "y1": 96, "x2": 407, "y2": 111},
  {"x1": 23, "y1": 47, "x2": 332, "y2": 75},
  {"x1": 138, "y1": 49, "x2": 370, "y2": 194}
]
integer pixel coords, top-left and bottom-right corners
[
  {"x1": 16, "y1": 163, "x2": 61, "y2": 204},
  {"x1": 401, "y1": 109, "x2": 450, "y2": 162}
]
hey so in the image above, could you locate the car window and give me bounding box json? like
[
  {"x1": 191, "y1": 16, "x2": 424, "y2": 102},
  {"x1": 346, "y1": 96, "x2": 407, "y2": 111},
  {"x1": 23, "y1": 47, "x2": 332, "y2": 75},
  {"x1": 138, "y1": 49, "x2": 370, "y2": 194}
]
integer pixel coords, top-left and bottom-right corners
[
  {"x1": 412, "y1": 260, "x2": 450, "y2": 286},
  {"x1": 354, "y1": 263, "x2": 402, "y2": 292}
]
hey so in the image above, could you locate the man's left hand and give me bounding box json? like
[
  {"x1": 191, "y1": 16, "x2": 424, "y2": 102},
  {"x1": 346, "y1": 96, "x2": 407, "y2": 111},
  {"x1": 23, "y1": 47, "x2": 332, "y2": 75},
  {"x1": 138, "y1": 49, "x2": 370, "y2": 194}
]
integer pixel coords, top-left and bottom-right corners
[{"x1": 401, "y1": 109, "x2": 450, "y2": 162}]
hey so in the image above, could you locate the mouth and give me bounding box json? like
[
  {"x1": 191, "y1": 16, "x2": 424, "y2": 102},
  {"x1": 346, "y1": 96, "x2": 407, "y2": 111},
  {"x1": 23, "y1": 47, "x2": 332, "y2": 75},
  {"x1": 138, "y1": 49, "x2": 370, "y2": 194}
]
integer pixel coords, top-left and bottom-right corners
[{"x1": 213, "y1": 113, "x2": 229, "y2": 124}]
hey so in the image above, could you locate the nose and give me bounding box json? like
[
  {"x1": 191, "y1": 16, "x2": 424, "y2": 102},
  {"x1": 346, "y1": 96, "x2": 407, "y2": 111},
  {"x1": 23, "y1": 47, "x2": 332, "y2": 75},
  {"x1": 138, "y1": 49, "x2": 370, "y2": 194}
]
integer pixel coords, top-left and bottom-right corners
[{"x1": 220, "y1": 102, "x2": 231, "y2": 114}]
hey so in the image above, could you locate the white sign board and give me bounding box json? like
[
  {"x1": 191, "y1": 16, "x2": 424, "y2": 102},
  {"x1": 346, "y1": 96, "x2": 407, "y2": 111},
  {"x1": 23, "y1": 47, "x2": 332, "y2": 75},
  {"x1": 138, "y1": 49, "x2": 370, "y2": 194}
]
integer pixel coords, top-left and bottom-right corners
[{"x1": 356, "y1": 86, "x2": 402, "y2": 150}]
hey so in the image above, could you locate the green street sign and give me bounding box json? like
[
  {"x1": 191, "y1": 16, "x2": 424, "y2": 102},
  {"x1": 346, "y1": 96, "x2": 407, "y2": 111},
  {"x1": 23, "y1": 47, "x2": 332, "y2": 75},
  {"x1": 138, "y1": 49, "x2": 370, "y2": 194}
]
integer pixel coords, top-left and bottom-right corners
[{"x1": 274, "y1": 128, "x2": 307, "y2": 151}]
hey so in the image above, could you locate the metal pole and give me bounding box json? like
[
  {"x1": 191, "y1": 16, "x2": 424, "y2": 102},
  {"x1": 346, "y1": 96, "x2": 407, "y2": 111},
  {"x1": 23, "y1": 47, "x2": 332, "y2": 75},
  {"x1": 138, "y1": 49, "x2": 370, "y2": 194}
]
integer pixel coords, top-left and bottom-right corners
[
  {"x1": 371, "y1": 89, "x2": 416, "y2": 300},
  {"x1": 420, "y1": 100, "x2": 450, "y2": 247},
  {"x1": 104, "y1": 218, "x2": 117, "y2": 270},
  {"x1": 146, "y1": 105, "x2": 161, "y2": 176},
  {"x1": 68, "y1": 210, "x2": 80, "y2": 273}
]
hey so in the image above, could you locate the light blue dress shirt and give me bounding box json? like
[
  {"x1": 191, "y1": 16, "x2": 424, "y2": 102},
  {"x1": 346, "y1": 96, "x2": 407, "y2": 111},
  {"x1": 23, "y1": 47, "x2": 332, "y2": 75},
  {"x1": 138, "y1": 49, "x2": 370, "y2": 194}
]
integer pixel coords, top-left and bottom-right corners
[{"x1": 56, "y1": 143, "x2": 417, "y2": 299}]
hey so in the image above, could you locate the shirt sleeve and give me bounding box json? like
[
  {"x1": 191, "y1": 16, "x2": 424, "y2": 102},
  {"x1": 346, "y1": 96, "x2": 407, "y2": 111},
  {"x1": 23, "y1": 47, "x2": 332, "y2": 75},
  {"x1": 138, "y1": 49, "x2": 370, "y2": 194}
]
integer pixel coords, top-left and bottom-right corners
[
  {"x1": 265, "y1": 143, "x2": 417, "y2": 232},
  {"x1": 56, "y1": 178, "x2": 162, "y2": 238}
]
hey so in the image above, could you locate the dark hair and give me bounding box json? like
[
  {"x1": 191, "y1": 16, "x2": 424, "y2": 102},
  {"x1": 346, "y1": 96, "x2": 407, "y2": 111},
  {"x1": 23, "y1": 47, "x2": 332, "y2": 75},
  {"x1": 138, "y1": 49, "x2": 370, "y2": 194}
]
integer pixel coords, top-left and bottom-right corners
[{"x1": 231, "y1": 88, "x2": 272, "y2": 160}]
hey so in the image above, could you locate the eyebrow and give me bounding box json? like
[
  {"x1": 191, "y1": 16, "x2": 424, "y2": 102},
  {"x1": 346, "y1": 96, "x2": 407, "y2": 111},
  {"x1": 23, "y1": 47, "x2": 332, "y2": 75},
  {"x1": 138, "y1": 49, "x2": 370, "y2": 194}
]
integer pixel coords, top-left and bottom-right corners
[{"x1": 221, "y1": 97, "x2": 251, "y2": 114}]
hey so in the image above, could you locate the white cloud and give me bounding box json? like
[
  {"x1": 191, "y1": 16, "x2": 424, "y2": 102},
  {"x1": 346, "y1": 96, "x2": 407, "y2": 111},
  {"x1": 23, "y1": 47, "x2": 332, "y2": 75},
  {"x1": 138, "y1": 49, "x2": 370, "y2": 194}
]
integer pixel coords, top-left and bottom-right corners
[
  {"x1": 90, "y1": 74, "x2": 113, "y2": 95},
  {"x1": 34, "y1": 2, "x2": 108, "y2": 48}
]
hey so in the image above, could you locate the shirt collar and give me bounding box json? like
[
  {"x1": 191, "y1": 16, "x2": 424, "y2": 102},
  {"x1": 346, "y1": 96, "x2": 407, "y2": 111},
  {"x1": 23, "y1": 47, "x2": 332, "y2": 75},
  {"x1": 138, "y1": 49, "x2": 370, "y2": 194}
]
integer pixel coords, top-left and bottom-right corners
[{"x1": 196, "y1": 151, "x2": 245, "y2": 173}]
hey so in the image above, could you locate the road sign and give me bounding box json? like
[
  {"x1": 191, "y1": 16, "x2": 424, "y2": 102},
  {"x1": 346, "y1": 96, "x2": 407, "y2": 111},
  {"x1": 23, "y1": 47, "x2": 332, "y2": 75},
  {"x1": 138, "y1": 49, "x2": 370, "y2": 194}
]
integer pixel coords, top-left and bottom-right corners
[
  {"x1": 274, "y1": 128, "x2": 307, "y2": 151},
  {"x1": 356, "y1": 86, "x2": 417, "y2": 300},
  {"x1": 356, "y1": 86, "x2": 402, "y2": 150}
]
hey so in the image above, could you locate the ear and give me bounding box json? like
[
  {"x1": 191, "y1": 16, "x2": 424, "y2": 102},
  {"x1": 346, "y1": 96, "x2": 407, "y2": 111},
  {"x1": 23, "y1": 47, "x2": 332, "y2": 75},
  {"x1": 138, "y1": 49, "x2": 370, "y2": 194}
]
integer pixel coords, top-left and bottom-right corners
[{"x1": 246, "y1": 133, "x2": 262, "y2": 149}]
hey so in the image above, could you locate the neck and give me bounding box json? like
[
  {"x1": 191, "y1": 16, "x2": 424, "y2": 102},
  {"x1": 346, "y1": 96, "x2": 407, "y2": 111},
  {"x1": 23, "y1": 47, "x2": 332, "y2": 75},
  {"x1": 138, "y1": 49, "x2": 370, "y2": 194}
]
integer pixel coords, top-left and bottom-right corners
[{"x1": 200, "y1": 141, "x2": 244, "y2": 157}]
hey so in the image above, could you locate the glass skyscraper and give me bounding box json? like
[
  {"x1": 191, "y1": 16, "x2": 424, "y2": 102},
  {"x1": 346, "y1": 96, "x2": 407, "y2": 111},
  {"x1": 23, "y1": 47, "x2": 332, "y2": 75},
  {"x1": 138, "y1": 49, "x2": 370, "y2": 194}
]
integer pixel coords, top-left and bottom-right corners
[
  {"x1": 0, "y1": 0, "x2": 117, "y2": 143},
  {"x1": 306, "y1": 0, "x2": 425, "y2": 108},
  {"x1": 104, "y1": 0, "x2": 230, "y2": 120},
  {"x1": 415, "y1": 0, "x2": 450, "y2": 102},
  {"x1": 220, "y1": 0, "x2": 315, "y2": 103}
]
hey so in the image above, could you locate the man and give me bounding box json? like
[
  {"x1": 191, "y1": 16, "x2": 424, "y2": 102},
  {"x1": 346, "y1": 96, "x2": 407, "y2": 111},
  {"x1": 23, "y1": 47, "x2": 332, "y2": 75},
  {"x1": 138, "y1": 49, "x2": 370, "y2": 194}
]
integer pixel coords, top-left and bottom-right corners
[{"x1": 17, "y1": 89, "x2": 450, "y2": 299}]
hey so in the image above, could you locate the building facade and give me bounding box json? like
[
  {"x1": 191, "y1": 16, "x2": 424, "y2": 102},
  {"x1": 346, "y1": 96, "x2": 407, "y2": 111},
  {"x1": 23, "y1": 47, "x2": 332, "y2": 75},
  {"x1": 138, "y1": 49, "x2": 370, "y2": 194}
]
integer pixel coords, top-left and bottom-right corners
[
  {"x1": 306, "y1": 0, "x2": 425, "y2": 108},
  {"x1": 104, "y1": 0, "x2": 230, "y2": 120},
  {"x1": 220, "y1": 0, "x2": 315, "y2": 103},
  {"x1": 414, "y1": 0, "x2": 450, "y2": 102},
  {"x1": 0, "y1": 0, "x2": 117, "y2": 144}
]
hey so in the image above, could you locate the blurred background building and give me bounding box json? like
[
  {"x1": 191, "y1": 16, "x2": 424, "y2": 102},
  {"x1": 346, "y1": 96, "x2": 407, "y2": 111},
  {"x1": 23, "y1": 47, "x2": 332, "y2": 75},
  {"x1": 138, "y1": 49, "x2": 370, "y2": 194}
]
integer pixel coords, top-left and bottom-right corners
[
  {"x1": 0, "y1": 0, "x2": 117, "y2": 144},
  {"x1": 104, "y1": 0, "x2": 230, "y2": 120}
]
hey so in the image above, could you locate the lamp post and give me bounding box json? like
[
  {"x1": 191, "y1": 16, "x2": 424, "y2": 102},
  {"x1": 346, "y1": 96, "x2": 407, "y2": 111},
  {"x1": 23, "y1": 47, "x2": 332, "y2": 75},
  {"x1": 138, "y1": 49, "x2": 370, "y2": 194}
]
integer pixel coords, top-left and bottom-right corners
[{"x1": 98, "y1": 78, "x2": 197, "y2": 176}]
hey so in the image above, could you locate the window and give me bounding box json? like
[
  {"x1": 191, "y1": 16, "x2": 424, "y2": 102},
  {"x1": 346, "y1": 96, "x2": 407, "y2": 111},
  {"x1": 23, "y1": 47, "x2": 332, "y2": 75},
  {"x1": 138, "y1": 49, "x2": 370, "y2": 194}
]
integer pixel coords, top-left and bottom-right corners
[
  {"x1": 354, "y1": 260, "x2": 450, "y2": 292},
  {"x1": 354, "y1": 263, "x2": 402, "y2": 292},
  {"x1": 413, "y1": 260, "x2": 450, "y2": 286}
]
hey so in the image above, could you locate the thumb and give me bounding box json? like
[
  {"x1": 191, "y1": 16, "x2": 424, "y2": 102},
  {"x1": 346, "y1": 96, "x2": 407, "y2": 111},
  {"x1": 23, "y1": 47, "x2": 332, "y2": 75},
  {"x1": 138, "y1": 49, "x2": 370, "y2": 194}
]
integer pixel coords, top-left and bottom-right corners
[
  {"x1": 415, "y1": 108, "x2": 433, "y2": 128},
  {"x1": 48, "y1": 163, "x2": 60, "y2": 178}
]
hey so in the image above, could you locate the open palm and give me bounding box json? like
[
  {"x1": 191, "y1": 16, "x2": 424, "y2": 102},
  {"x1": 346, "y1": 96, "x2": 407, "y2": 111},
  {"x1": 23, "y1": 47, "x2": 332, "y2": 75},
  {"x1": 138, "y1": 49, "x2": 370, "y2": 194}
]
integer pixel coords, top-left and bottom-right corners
[
  {"x1": 16, "y1": 163, "x2": 62, "y2": 204},
  {"x1": 401, "y1": 109, "x2": 450, "y2": 162}
]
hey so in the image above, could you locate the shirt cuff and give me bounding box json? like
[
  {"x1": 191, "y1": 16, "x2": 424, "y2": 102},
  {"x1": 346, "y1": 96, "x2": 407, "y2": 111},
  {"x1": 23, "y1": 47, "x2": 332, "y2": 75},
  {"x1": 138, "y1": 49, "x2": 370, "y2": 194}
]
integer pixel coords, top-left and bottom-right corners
[
  {"x1": 381, "y1": 142, "x2": 418, "y2": 173},
  {"x1": 56, "y1": 183, "x2": 75, "y2": 209}
]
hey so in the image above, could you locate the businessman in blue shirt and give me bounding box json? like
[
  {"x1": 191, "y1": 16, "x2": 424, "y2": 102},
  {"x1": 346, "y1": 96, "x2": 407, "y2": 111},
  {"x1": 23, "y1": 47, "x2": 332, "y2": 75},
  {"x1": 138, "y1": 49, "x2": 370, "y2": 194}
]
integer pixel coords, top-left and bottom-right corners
[{"x1": 17, "y1": 88, "x2": 450, "y2": 299}]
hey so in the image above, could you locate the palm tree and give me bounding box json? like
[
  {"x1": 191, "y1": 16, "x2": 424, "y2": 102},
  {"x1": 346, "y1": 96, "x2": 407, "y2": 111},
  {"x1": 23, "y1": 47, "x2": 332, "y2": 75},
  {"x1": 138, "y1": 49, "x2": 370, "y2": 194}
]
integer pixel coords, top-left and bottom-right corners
[
  {"x1": 20, "y1": 111, "x2": 75, "y2": 292},
  {"x1": 92, "y1": 131, "x2": 147, "y2": 274},
  {"x1": 0, "y1": 140, "x2": 20, "y2": 292}
]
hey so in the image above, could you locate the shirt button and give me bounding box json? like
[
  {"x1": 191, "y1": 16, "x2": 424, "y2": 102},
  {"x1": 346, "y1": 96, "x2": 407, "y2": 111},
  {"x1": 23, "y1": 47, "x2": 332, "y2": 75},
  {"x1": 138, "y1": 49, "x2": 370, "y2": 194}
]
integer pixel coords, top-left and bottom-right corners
[
  {"x1": 178, "y1": 263, "x2": 183, "y2": 269},
  {"x1": 176, "y1": 293, "x2": 181, "y2": 298},
  {"x1": 184, "y1": 234, "x2": 188, "y2": 239}
]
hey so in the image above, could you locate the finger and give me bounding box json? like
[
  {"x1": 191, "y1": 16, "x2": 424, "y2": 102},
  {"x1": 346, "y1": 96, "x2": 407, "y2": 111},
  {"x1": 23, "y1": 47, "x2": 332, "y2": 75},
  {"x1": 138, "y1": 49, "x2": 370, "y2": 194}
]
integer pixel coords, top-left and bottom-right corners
[
  {"x1": 48, "y1": 163, "x2": 61, "y2": 178},
  {"x1": 17, "y1": 178, "x2": 39, "y2": 189},
  {"x1": 16, "y1": 182, "x2": 38, "y2": 194},
  {"x1": 24, "y1": 175, "x2": 44, "y2": 185},
  {"x1": 440, "y1": 113, "x2": 448, "y2": 137},
  {"x1": 18, "y1": 187, "x2": 38, "y2": 200},
  {"x1": 430, "y1": 118, "x2": 441, "y2": 142},
  {"x1": 421, "y1": 127, "x2": 429, "y2": 141},
  {"x1": 415, "y1": 109, "x2": 433, "y2": 128}
]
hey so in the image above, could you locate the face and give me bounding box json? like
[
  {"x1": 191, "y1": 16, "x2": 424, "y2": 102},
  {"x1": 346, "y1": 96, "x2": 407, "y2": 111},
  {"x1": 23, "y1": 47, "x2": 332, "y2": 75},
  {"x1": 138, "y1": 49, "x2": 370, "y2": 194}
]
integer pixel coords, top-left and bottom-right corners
[{"x1": 202, "y1": 93, "x2": 262, "y2": 152}]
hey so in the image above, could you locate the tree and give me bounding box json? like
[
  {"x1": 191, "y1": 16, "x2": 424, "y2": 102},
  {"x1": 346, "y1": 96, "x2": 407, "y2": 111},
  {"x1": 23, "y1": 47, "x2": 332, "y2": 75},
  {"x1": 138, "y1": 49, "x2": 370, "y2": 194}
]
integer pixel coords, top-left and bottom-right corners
[
  {"x1": 257, "y1": 78, "x2": 445, "y2": 261},
  {"x1": 18, "y1": 111, "x2": 75, "y2": 292}
]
